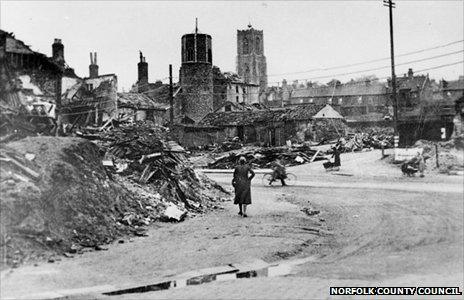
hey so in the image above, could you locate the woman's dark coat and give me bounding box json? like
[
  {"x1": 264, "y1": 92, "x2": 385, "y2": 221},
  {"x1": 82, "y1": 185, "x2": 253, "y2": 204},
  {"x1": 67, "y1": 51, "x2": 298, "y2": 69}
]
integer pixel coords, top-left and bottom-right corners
[{"x1": 232, "y1": 164, "x2": 255, "y2": 205}]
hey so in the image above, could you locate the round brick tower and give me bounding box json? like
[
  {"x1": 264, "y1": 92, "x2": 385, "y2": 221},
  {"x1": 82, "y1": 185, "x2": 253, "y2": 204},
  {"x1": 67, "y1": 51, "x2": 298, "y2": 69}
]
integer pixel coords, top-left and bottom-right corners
[{"x1": 179, "y1": 19, "x2": 213, "y2": 123}]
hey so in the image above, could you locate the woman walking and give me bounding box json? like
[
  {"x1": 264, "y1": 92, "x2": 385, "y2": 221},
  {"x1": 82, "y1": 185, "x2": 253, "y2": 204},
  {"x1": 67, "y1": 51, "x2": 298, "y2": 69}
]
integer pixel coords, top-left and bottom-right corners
[{"x1": 232, "y1": 156, "x2": 255, "y2": 217}]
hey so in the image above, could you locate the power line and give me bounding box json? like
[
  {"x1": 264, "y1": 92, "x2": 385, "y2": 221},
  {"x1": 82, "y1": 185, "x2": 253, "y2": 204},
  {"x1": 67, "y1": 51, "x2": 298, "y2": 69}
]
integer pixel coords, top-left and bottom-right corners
[
  {"x1": 145, "y1": 40, "x2": 464, "y2": 82},
  {"x1": 136, "y1": 60, "x2": 463, "y2": 96},
  {"x1": 288, "y1": 50, "x2": 463, "y2": 82},
  {"x1": 151, "y1": 49, "x2": 462, "y2": 90},
  {"x1": 267, "y1": 40, "x2": 464, "y2": 78}
]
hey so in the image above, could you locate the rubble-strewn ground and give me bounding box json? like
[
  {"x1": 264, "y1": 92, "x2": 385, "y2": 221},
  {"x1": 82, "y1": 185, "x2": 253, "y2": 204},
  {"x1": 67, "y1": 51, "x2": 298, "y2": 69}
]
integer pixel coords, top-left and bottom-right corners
[
  {"x1": 0, "y1": 135, "x2": 229, "y2": 269},
  {"x1": 1, "y1": 150, "x2": 462, "y2": 299},
  {"x1": 414, "y1": 138, "x2": 464, "y2": 174}
]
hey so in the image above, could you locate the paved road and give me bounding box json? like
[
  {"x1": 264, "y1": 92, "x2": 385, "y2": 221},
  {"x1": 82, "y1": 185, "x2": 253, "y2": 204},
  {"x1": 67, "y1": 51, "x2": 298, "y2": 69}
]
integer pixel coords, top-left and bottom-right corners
[
  {"x1": 1, "y1": 153, "x2": 462, "y2": 299},
  {"x1": 115, "y1": 171, "x2": 463, "y2": 299}
]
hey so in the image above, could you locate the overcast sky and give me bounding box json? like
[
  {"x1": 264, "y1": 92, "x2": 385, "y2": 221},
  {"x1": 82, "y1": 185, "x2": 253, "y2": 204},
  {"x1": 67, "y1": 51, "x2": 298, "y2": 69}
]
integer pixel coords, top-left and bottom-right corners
[{"x1": 1, "y1": 1, "x2": 463, "y2": 91}]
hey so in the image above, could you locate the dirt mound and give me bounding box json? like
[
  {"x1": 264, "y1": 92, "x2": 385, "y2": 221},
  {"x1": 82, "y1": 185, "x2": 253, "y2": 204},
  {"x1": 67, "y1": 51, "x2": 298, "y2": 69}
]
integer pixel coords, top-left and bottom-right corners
[
  {"x1": 0, "y1": 135, "x2": 229, "y2": 268},
  {"x1": 0, "y1": 137, "x2": 141, "y2": 267}
]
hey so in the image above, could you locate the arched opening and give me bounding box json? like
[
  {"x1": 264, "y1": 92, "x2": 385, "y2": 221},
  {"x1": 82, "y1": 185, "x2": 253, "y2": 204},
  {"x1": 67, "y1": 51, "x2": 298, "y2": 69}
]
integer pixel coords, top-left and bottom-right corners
[
  {"x1": 255, "y1": 37, "x2": 260, "y2": 53},
  {"x1": 207, "y1": 48, "x2": 212, "y2": 63}
]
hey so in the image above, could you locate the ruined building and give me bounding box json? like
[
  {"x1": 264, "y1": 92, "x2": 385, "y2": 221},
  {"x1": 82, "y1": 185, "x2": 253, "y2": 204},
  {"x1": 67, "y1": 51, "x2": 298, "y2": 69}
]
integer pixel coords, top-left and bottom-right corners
[
  {"x1": 236, "y1": 24, "x2": 267, "y2": 93},
  {"x1": 178, "y1": 21, "x2": 213, "y2": 123}
]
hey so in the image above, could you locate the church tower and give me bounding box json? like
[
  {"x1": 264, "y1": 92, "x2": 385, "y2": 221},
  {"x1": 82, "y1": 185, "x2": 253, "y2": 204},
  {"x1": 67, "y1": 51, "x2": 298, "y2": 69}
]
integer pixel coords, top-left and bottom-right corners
[{"x1": 236, "y1": 24, "x2": 267, "y2": 92}]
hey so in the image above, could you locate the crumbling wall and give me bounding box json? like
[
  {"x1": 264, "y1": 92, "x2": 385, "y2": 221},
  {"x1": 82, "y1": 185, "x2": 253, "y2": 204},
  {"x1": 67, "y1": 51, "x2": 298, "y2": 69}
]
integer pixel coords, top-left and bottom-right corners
[{"x1": 171, "y1": 126, "x2": 227, "y2": 148}]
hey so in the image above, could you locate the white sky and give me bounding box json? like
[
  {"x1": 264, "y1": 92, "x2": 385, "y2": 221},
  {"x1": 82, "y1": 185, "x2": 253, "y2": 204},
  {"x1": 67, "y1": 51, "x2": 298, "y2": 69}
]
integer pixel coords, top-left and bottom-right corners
[{"x1": 1, "y1": 1, "x2": 463, "y2": 91}]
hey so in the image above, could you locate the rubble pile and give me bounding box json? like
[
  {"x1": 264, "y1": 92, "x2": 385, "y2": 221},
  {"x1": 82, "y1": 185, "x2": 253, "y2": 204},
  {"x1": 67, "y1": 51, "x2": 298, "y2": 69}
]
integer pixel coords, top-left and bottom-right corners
[
  {"x1": 0, "y1": 106, "x2": 57, "y2": 143},
  {"x1": 414, "y1": 139, "x2": 464, "y2": 174},
  {"x1": 78, "y1": 121, "x2": 230, "y2": 219},
  {"x1": 207, "y1": 145, "x2": 326, "y2": 169},
  {"x1": 341, "y1": 129, "x2": 394, "y2": 152},
  {"x1": 212, "y1": 138, "x2": 243, "y2": 152}
]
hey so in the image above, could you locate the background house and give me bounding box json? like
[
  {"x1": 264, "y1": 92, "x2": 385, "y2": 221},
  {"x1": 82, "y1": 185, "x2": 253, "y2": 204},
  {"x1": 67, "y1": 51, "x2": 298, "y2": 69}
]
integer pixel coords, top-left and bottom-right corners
[{"x1": 117, "y1": 92, "x2": 169, "y2": 125}]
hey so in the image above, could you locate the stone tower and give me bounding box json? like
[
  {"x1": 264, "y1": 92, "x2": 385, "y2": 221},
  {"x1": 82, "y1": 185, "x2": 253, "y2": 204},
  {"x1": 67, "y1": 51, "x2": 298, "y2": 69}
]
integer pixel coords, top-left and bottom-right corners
[
  {"x1": 179, "y1": 19, "x2": 213, "y2": 123},
  {"x1": 236, "y1": 24, "x2": 267, "y2": 92},
  {"x1": 89, "y1": 52, "x2": 99, "y2": 78}
]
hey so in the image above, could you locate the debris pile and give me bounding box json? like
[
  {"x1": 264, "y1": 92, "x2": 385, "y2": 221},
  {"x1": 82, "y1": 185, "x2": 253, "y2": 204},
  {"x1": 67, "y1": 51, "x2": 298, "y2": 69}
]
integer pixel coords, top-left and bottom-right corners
[
  {"x1": 1, "y1": 122, "x2": 230, "y2": 267},
  {"x1": 78, "y1": 121, "x2": 229, "y2": 217},
  {"x1": 213, "y1": 137, "x2": 243, "y2": 152},
  {"x1": 207, "y1": 145, "x2": 326, "y2": 169},
  {"x1": 414, "y1": 139, "x2": 464, "y2": 175},
  {"x1": 0, "y1": 106, "x2": 57, "y2": 144},
  {"x1": 341, "y1": 129, "x2": 394, "y2": 152}
]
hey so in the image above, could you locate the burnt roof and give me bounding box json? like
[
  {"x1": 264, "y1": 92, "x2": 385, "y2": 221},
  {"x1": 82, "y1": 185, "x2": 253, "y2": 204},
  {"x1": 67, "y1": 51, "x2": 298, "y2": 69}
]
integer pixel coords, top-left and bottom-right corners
[
  {"x1": 200, "y1": 104, "x2": 325, "y2": 126},
  {"x1": 118, "y1": 92, "x2": 168, "y2": 110}
]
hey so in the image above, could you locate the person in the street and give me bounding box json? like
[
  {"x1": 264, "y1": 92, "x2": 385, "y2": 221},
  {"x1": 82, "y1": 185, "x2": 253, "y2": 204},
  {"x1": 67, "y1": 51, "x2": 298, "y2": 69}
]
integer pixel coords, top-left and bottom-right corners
[
  {"x1": 331, "y1": 143, "x2": 341, "y2": 170},
  {"x1": 409, "y1": 151, "x2": 426, "y2": 177},
  {"x1": 269, "y1": 159, "x2": 287, "y2": 186},
  {"x1": 232, "y1": 156, "x2": 255, "y2": 217}
]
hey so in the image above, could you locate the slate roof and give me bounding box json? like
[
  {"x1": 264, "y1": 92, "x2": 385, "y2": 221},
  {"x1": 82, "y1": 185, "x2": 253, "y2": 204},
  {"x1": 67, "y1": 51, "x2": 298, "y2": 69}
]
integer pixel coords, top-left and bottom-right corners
[
  {"x1": 443, "y1": 78, "x2": 464, "y2": 91},
  {"x1": 395, "y1": 75, "x2": 428, "y2": 92},
  {"x1": 291, "y1": 81, "x2": 387, "y2": 98}
]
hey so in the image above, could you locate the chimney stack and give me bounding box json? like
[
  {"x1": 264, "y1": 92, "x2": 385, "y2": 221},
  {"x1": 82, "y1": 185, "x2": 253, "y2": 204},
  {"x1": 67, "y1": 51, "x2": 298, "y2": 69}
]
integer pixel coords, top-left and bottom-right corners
[
  {"x1": 52, "y1": 38, "x2": 64, "y2": 66},
  {"x1": 137, "y1": 51, "x2": 149, "y2": 92},
  {"x1": 408, "y1": 68, "x2": 414, "y2": 79},
  {"x1": 89, "y1": 52, "x2": 99, "y2": 78}
]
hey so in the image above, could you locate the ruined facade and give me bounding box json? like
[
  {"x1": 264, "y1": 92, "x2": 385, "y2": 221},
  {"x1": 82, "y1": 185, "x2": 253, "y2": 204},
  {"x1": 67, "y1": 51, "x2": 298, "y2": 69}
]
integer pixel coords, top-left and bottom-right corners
[
  {"x1": 236, "y1": 24, "x2": 267, "y2": 93},
  {"x1": 178, "y1": 24, "x2": 214, "y2": 123}
]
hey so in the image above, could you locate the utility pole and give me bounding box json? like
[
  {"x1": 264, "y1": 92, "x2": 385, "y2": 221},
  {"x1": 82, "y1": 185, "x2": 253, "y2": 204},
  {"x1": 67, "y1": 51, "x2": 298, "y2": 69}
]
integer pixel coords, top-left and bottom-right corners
[
  {"x1": 384, "y1": 0, "x2": 399, "y2": 141},
  {"x1": 169, "y1": 64, "x2": 174, "y2": 126}
]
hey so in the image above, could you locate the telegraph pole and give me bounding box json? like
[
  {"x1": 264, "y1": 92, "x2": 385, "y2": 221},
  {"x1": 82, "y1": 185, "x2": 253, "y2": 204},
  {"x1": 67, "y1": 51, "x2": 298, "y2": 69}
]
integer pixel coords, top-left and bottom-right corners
[
  {"x1": 384, "y1": 0, "x2": 399, "y2": 140},
  {"x1": 169, "y1": 64, "x2": 174, "y2": 126}
]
